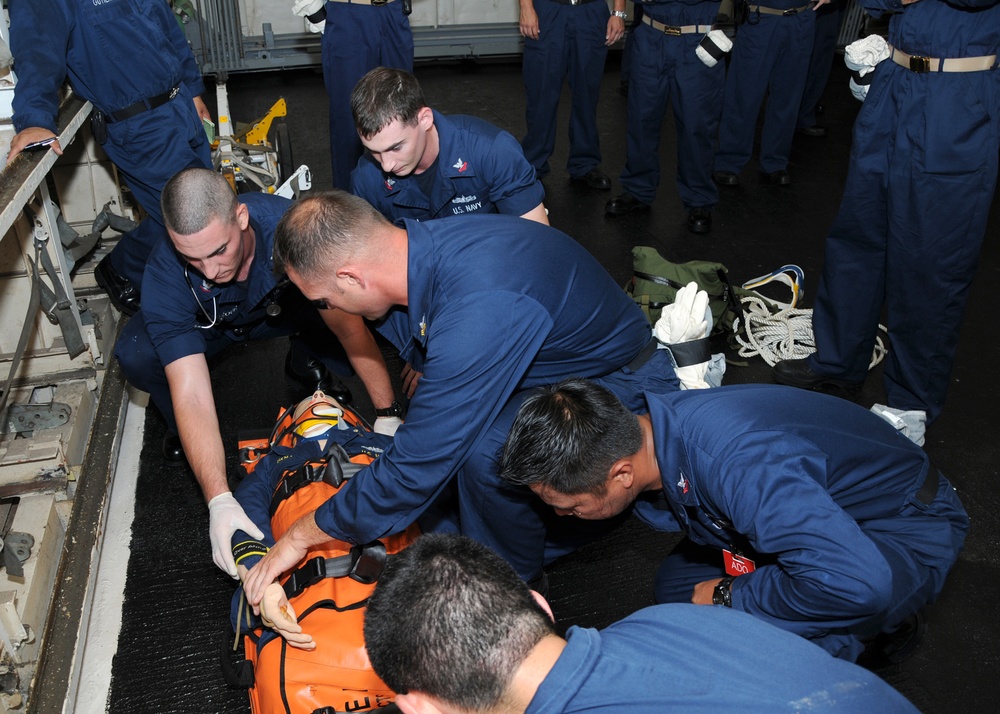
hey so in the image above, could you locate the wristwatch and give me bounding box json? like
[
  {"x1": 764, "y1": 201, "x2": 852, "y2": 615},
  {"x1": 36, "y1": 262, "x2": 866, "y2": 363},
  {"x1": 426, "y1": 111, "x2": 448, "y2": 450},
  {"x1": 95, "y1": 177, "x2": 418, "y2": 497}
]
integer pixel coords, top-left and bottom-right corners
[
  {"x1": 712, "y1": 576, "x2": 735, "y2": 607},
  {"x1": 375, "y1": 401, "x2": 405, "y2": 418},
  {"x1": 612, "y1": 10, "x2": 628, "y2": 20}
]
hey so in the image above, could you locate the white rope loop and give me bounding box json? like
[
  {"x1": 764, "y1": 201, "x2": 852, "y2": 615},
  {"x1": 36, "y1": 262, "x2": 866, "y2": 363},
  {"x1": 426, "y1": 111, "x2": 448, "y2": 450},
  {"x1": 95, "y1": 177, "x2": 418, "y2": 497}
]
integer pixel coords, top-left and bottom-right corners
[{"x1": 733, "y1": 296, "x2": 888, "y2": 369}]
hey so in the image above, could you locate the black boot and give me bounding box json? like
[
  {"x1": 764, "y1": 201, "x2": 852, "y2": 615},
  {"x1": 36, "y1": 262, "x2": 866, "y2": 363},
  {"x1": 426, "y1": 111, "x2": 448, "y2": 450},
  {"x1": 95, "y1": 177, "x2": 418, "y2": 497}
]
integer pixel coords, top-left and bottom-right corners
[
  {"x1": 857, "y1": 610, "x2": 928, "y2": 670},
  {"x1": 285, "y1": 344, "x2": 353, "y2": 405},
  {"x1": 162, "y1": 432, "x2": 186, "y2": 465}
]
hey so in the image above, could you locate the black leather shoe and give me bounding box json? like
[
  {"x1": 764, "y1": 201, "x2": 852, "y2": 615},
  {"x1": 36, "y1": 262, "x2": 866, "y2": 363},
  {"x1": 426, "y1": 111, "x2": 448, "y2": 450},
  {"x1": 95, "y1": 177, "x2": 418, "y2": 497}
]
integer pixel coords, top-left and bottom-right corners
[
  {"x1": 570, "y1": 168, "x2": 612, "y2": 191},
  {"x1": 713, "y1": 170, "x2": 740, "y2": 187},
  {"x1": 797, "y1": 125, "x2": 827, "y2": 138},
  {"x1": 285, "y1": 345, "x2": 353, "y2": 404},
  {"x1": 162, "y1": 432, "x2": 186, "y2": 465},
  {"x1": 687, "y1": 207, "x2": 712, "y2": 234},
  {"x1": 857, "y1": 611, "x2": 927, "y2": 670},
  {"x1": 605, "y1": 193, "x2": 651, "y2": 216},
  {"x1": 761, "y1": 169, "x2": 792, "y2": 186},
  {"x1": 95, "y1": 255, "x2": 140, "y2": 316},
  {"x1": 772, "y1": 358, "x2": 863, "y2": 390}
]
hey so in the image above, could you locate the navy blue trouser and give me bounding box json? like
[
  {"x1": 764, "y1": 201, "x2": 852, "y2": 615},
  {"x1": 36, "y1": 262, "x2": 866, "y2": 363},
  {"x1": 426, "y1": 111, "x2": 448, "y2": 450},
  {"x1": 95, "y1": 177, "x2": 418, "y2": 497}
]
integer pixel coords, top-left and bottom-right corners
[
  {"x1": 619, "y1": 24, "x2": 723, "y2": 209},
  {"x1": 653, "y1": 474, "x2": 968, "y2": 661},
  {"x1": 322, "y1": 1, "x2": 413, "y2": 189},
  {"x1": 808, "y1": 62, "x2": 1000, "y2": 421},
  {"x1": 714, "y1": 12, "x2": 815, "y2": 175},
  {"x1": 521, "y1": 0, "x2": 608, "y2": 179},
  {"x1": 103, "y1": 84, "x2": 212, "y2": 286},
  {"x1": 797, "y1": 3, "x2": 843, "y2": 130},
  {"x1": 456, "y1": 349, "x2": 680, "y2": 582}
]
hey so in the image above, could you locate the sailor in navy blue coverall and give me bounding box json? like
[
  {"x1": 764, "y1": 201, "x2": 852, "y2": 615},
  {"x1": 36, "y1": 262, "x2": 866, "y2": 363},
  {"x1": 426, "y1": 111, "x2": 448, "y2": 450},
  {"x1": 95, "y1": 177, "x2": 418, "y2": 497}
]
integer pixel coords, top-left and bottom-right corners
[
  {"x1": 775, "y1": 0, "x2": 1000, "y2": 425},
  {"x1": 504, "y1": 381, "x2": 967, "y2": 662},
  {"x1": 115, "y1": 175, "x2": 395, "y2": 579},
  {"x1": 7, "y1": 0, "x2": 212, "y2": 295},
  {"x1": 364, "y1": 535, "x2": 918, "y2": 714},
  {"x1": 607, "y1": 0, "x2": 725, "y2": 233},
  {"x1": 713, "y1": 0, "x2": 818, "y2": 183},
  {"x1": 240, "y1": 203, "x2": 680, "y2": 604},
  {"x1": 351, "y1": 110, "x2": 546, "y2": 222},
  {"x1": 114, "y1": 193, "x2": 350, "y2": 436},
  {"x1": 319, "y1": 1, "x2": 413, "y2": 190},
  {"x1": 518, "y1": 0, "x2": 625, "y2": 188}
]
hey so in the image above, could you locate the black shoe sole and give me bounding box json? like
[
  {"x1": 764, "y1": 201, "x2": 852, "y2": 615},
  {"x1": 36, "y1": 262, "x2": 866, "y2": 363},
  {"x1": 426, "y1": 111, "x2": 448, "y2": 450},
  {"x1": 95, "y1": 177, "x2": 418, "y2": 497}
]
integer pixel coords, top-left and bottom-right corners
[
  {"x1": 94, "y1": 259, "x2": 140, "y2": 316},
  {"x1": 570, "y1": 175, "x2": 612, "y2": 191},
  {"x1": 605, "y1": 201, "x2": 651, "y2": 216}
]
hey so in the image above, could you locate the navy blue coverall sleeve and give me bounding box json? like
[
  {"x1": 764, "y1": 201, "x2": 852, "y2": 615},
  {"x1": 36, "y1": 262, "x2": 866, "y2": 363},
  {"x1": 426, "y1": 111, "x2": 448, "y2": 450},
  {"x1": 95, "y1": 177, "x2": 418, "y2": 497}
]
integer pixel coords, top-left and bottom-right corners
[
  {"x1": 313, "y1": 293, "x2": 554, "y2": 543},
  {"x1": 9, "y1": 0, "x2": 73, "y2": 132},
  {"x1": 705, "y1": 433, "x2": 894, "y2": 636},
  {"x1": 229, "y1": 441, "x2": 326, "y2": 569},
  {"x1": 475, "y1": 129, "x2": 546, "y2": 216}
]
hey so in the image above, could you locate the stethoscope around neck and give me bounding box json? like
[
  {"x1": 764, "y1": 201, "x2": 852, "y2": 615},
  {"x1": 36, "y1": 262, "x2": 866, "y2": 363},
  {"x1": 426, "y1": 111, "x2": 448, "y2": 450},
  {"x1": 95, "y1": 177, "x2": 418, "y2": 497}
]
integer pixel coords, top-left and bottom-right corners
[{"x1": 184, "y1": 263, "x2": 283, "y2": 329}]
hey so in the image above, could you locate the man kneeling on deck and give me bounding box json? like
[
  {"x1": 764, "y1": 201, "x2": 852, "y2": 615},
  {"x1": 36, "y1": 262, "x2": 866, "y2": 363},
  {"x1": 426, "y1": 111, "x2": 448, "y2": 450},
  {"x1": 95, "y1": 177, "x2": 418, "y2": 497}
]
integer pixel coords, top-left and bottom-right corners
[
  {"x1": 498, "y1": 379, "x2": 968, "y2": 665},
  {"x1": 363, "y1": 533, "x2": 918, "y2": 714}
]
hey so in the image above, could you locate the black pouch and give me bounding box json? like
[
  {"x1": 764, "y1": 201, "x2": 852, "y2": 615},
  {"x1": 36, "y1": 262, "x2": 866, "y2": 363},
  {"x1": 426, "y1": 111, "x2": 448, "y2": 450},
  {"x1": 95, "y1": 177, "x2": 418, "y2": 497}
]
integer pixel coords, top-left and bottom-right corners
[
  {"x1": 402, "y1": 0, "x2": 412, "y2": 15},
  {"x1": 90, "y1": 110, "x2": 107, "y2": 145}
]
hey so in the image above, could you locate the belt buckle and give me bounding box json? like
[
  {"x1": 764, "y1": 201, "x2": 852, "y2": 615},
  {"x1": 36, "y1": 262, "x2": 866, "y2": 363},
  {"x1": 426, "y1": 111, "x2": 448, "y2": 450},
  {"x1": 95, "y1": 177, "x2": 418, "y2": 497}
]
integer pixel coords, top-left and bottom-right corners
[
  {"x1": 372, "y1": 0, "x2": 389, "y2": 5},
  {"x1": 664, "y1": 25, "x2": 682, "y2": 36},
  {"x1": 168, "y1": 86, "x2": 180, "y2": 100},
  {"x1": 909, "y1": 55, "x2": 931, "y2": 73},
  {"x1": 570, "y1": 0, "x2": 580, "y2": 5},
  {"x1": 782, "y1": 8, "x2": 799, "y2": 15}
]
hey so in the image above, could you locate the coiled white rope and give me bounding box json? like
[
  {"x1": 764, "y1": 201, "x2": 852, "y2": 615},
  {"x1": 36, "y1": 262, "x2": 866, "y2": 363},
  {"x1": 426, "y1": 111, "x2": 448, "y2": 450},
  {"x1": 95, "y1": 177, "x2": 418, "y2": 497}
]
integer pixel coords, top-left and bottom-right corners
[{"x1": 732, "y1": 296, "x2": 888, "y2": 369}]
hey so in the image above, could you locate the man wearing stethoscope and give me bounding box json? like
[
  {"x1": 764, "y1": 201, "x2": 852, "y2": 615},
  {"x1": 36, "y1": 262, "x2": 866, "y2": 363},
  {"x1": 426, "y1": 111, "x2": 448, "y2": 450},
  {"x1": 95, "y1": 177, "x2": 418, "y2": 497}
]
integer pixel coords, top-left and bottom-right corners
[{"x1": 114, "y1": 168, "x2": 401, "y2": 580}]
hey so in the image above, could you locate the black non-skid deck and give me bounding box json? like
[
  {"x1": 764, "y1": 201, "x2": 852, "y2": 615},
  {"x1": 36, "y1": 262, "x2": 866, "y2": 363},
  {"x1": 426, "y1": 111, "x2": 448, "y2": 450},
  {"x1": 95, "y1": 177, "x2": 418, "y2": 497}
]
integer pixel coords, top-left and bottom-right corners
[{"x1": 106, "y1": 59, "x2": 999, "y2": 712}]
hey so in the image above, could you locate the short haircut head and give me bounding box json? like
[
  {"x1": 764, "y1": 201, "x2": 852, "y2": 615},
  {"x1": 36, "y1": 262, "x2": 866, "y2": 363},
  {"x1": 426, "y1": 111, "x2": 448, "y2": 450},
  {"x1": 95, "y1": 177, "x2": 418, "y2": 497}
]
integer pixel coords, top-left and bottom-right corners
[
  {"x1": 364, "y1": 534, "x2": 557, "y2": 710},
  {"x1": 161, "y1": 167, "x2": 238, "y2": 236},
  {"x1": 273, "y1": 190, "x2": 388, "y2": 280},
  {"x1": 499, "y1": 379, "x2": 643, "y2": 495},
  {"x1": 351, "y1": 67, "x2": 427, "y2": 140}
]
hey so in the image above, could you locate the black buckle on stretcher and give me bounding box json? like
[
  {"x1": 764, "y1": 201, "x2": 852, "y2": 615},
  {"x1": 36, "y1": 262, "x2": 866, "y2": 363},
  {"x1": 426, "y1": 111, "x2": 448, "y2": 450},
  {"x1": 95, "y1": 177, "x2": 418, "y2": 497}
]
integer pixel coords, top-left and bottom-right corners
[
  {"x1": 909, "y1": 55, "x2": 931, "y2": 73},
  {"x1": 350, "y1": 541, "x2": 388, "y2": 584},
  {"x1": 282, "y1": 542, "x2": 389, "y2": 598},
  {"x1": 284, "y1": 556, "x2": 327, "y2": 598}
]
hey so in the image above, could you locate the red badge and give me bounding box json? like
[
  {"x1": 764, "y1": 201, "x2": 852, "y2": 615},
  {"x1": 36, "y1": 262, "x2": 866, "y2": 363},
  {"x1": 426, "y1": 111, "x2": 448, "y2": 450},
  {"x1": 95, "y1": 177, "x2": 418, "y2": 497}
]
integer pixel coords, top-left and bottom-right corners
[{"x1": 723, "y1": 549, "x2": 755, "y2": 577}]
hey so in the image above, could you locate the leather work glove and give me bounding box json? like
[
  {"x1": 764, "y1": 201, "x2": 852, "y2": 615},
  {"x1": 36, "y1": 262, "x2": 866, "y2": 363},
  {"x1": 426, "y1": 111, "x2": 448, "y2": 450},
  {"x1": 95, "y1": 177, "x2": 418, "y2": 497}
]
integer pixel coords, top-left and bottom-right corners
[
  {"x1": 373, "y1": 416, "x2": 403, "y2": 437},
  {"x1": 209, "y1": 492, "x2": 266, "y2": 579},
  {"x1": 654, "y1": 282, "x2": 714, "y2": 390},
  {"x1": 292, "y1": 0, "x2": 326, "y2": 33},
  {"x1": 845, "y1": 35, "x2": 890, "y2": 102}
]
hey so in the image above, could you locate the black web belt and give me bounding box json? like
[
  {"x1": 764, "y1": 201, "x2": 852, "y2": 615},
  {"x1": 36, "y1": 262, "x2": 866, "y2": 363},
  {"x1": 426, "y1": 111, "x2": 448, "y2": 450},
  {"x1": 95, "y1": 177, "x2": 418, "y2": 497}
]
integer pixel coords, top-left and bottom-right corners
[{"x1": 105, "y1": 86, "x2": 180, "y2": 123}]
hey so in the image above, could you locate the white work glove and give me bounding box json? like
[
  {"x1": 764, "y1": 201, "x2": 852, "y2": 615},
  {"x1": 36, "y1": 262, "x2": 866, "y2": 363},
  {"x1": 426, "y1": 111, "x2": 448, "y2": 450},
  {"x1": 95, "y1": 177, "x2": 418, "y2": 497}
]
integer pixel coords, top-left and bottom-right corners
[
  {"x1": 209, "y1": 492, "x2": 266, "y2": 579},
  {"x1": 870, "y1": 404, "x2": 927, "y2": 447},
  {"x1": 696, "y1": 29, "x2": 732, "y2": 68},
  {"x1": 654, "y1": 282, "x2": 715, "y2": 390},
  {"x1": 292, "y1": 0, "x2": 326, "y2": 33},
  {"x1": 845, "y1": 35, "x2": 890, "y2": 102},
  {"x1": 373, "y1": 416, "x2": 402, "y2": 437}
]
